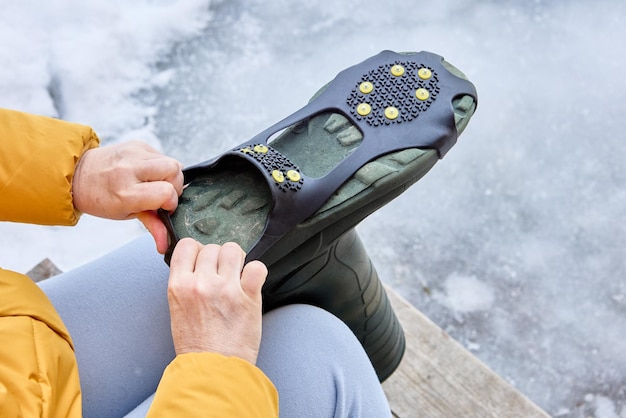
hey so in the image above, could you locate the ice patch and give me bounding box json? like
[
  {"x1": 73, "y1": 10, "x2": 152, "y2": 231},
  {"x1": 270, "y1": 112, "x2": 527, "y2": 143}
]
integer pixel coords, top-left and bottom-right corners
[{"x1": 438, "y1": 273, "x2": 495, "y2": 313}]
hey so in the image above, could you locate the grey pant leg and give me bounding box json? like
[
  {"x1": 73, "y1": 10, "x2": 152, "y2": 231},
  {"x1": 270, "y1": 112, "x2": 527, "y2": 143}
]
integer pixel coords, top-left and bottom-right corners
[
  {"x1": 40, "y1": 234, "x2": 390, "y2": 418},
  {"x1": 127, "y1": 305, "x2": 391, "y2": 418},
  {"x1": 257, "y1": 304, "x2": 391, "y2": 418}
]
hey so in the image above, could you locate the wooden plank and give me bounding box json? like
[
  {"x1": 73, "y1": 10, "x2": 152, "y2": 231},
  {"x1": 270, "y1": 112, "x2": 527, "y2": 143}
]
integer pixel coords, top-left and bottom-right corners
[
  {"x1": 382, "y1": 286, "x2": 551, "y2": 418},
  {"x1": 26, "y1": 258, "x2": 62, "y2": 282}
]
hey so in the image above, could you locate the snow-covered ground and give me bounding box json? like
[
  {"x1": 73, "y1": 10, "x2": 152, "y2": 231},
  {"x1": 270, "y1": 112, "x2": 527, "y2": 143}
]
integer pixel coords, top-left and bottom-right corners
[{"x1": 1, "y1": 1, "x2": 625, "y2": 416}]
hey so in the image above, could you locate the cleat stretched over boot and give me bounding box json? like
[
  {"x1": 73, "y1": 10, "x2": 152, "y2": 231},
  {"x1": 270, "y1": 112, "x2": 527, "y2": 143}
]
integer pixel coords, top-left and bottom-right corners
[{"x1": 159, "y1": 50, "x2": 477, "y2": 381}]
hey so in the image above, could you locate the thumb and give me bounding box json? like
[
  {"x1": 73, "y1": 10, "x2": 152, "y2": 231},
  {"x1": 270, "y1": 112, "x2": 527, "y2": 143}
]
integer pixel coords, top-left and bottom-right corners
[
  {"x1": 240, "y1": 260, "x2": 268, "y2": 298},
  {"x1": 137, "y1": 211, "x2": 170, "y2": 254}
]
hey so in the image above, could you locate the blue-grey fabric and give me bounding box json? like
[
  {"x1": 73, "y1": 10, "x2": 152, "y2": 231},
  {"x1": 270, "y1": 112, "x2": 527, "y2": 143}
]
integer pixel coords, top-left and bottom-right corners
[
  {"x1": 39, "y1": 234, "x2": 390, "y2": 418},
  {"x1": 256, "y1": 304, "x2": 391, "y2": 418}
]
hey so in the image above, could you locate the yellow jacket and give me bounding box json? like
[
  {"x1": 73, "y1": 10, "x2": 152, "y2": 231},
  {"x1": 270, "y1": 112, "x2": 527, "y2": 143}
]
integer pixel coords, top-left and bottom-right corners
[{"x1": 0, "y1": 109, "x2": 278, "y2": 417}]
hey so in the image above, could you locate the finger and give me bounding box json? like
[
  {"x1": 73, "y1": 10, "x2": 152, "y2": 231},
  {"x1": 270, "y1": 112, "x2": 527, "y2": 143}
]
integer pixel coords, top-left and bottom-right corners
[
  {"x1": 134, "y1": 157, "x2": 184, "y2": 187},
  {"x1": 217, "y1": 242, "x2": 246, "y2": 280},
  {"x1": 127, "y1": 181, "x2": 180, "y2": 214},
  {"x1": 136, "y1": 211, "x2": 170, "y2": 254},
  {"x1": 240, "y1": 260, "x2": 268, "y2": 297},
  {"x1": 172, "y1": 167, "x2": 185, "y2": 196},
  {"x1": 158, "y1": 182, "x2": 181, "y2": 212},
  {"x1": 169, "y1": 238, "x2": 202, "y2": 275},
  {"x1": 195, "y1": 243, "x2": 221, "y2": 275},
  {"x1": 157, "y1": 160, "x2": 184, "y2": 196}
]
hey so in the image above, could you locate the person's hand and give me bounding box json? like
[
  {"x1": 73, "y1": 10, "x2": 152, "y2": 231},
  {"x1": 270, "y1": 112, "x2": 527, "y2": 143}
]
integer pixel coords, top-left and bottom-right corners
[
  {"x1": 167, "y1": 239, "x2": 267, "y2": 364},
  {"x1": 72, "y1": 140, "x2": 184, "y2": 253}
]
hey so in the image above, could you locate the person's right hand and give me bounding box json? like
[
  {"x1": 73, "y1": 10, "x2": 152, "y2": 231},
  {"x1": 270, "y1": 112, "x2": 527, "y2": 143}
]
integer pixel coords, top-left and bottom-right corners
[
  {"x1": 72, "y1": 140, "x2": 184, "y2": 254},
  {"x1": 167, "y1": 238, "x2": 267, "y2": 365}
]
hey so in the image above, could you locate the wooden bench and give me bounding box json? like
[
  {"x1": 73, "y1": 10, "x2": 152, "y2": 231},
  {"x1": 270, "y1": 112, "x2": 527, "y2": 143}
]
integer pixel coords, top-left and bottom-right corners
[
  {"x1": 27, "y1": 259, "x2": 550, "y2": 417},
  {"x1": 382, "y1": 286, "x2": 551, "y2": 418}
]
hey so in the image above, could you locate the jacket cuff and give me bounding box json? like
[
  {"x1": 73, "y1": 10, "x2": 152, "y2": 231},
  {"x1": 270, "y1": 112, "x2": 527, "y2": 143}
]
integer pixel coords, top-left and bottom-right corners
[
  {"x1": 148, "y1": 353, "x2": 278, "y2": 417},
  {"x1": 0, "y1": 109, "x2": 100, "y2": 225}
]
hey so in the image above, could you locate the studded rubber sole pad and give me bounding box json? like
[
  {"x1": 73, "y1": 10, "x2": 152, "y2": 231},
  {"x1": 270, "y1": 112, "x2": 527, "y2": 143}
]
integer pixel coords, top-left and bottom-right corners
[{"x1": 169, "y1": 57, "x2": 476, "y2": 381}]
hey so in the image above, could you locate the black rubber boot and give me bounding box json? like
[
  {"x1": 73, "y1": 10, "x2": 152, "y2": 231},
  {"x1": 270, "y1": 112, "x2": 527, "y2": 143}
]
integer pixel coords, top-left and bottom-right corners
[{"x1": 263, "y1": 228, "x2": 404, "y2": 382}]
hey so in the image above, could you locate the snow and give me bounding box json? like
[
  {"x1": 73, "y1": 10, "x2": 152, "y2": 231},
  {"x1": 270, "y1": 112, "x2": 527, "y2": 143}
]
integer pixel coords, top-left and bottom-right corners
[
  {"x1": 1, "y1": 0, "x2": 625, "y2": 416},
  {"x1": 437, "y1": 273, "x2": 496, "y2": 313}
]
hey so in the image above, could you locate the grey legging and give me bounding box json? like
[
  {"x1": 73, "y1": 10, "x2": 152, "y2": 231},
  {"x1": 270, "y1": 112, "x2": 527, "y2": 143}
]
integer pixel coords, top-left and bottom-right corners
[{"x1": 39, "y1": 234, "x2": 390, "y2": 417}]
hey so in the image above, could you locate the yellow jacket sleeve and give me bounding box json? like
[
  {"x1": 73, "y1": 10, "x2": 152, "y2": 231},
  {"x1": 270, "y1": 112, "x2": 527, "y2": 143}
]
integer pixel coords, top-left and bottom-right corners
[
  {"x1": 0, "y1": 108, "x2": 99, "y2": 225},
  {"x1": 148, "y1": 353, "x2": 279, "y2": 417},
  {"x1": 0, "y1": 269, "x2": 82, "y2": 417}
]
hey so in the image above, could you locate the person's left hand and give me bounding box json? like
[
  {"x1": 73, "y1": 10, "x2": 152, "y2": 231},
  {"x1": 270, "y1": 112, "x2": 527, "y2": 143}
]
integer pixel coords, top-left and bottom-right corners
[
  {"x1": 72, "y1": 140, "x2": 184, "y2": 253},
  {"x1": 167, "y1": 239, "x2": 267, "y2": 364}
]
